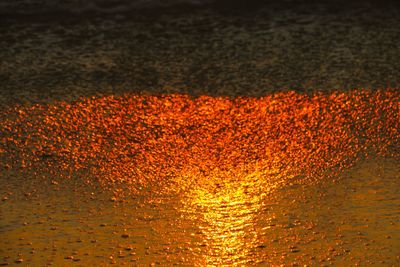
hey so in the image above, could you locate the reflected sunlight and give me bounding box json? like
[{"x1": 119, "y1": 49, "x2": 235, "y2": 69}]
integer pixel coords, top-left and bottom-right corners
[
  {"x1": 1, "y1": 89, "x2": 398, "y2": 196},
  {"x1": 1, "y1": 89, "x2": 399, "y2": 265},
  {"x1": 178, "y1": 168, "x2": 274, "y2": 266}
]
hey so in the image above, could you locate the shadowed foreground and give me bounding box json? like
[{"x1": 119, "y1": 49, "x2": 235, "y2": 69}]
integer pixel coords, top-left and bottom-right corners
[{"x1": 1, "y1": 0, "x2": 400, "y2": 106}]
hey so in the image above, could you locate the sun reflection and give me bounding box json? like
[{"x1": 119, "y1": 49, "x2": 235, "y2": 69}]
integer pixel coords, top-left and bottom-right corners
[
  {"x1": 178, "y1": 168, "x2": 274, "y2": 266},
  {"x1": 1, "y1": 89, "x2": 399, "y2": 265},
  {"x1": 1, "y1": 89, "x2": 399, "y2": 196}
]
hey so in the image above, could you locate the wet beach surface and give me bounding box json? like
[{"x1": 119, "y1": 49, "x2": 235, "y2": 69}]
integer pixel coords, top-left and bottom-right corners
[
  {"x1": 1, "y1": 0, "x2": 400, "y2": 266},
  {"x1": 1, "y1": 159, "x2": 399, "y2": 266}
]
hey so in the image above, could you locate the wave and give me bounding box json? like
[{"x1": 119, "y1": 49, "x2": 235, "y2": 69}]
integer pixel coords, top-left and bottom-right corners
[{"x1": 0, "y1": 0, "x2": 216, "y2": 16}]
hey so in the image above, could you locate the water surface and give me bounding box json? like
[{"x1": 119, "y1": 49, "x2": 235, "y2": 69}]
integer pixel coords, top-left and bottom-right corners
[{"x1": 0, "y1": 89, "x2": 399, "y2": 265}]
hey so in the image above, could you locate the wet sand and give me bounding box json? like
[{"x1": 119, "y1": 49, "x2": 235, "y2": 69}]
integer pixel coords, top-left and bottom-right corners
[{"x1": 1, "y1": 159, "x2": 399, "y2": 266}]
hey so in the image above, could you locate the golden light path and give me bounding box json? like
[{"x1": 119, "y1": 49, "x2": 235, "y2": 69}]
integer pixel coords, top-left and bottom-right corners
[
  {"x1": 179, "y1": 169, "x2": 270, "y2": 266},
  {"x1": 1, "y1": 89, "x2": 399, "y2": 265}
]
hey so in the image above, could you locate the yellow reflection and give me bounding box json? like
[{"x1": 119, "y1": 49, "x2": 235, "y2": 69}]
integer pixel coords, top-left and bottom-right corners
[{"x1": 177, "y1": 166, "x2": 279, "y2": 266}]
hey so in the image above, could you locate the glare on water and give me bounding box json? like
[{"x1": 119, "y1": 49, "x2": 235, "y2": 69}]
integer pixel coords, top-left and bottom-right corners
[{"x1": 0, "y1": 89, "x2": 399, "y2": 266}]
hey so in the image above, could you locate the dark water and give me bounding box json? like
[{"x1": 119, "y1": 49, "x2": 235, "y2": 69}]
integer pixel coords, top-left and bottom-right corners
[
  {"x1": 2, "y1": 0, "x2": 400, "y2": 106},
  {"x1": 0, "y1": 0, "x2": 212, "y2": 15},
  {"x1": 0, "y1": 0, "x2": 397, "y2": 14}
]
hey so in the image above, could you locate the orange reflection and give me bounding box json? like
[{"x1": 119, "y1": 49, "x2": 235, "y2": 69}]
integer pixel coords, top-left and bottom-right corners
[
  {"x1": 1, "y1": 89, "x2": 398, "y2": 195},
  {"x1": 1, "y1": 89, "x2": 399, "y2": 265}
]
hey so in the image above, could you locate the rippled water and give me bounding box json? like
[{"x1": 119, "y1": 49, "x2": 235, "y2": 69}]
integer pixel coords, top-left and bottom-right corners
[{"x1": 0, "y1": 89, "x2": 399, "y2": 265}]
